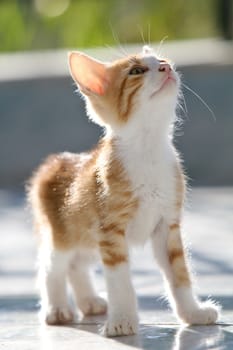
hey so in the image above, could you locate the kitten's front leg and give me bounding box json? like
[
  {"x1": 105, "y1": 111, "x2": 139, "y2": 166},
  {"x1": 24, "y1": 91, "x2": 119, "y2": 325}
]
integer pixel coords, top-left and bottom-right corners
[
  {"x1": 99, "y1": 231, "x2": 138, "y2": 337},
  {"x1": 104, "y1": 263, "x2": 138, "y2": 336},
  {"x1": 151, "y1": 220, "x2": 219, "y2": 325}
]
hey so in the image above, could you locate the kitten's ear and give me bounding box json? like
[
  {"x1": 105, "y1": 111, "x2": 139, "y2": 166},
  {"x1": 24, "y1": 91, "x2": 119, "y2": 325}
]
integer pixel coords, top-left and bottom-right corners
[{"x1": 68, "y1": 51, "x2": 109, "y2": 96}]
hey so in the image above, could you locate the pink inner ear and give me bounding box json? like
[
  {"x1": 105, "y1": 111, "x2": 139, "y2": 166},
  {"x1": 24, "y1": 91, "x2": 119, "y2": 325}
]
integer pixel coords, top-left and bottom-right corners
[{"x1": 68, "y1": 52, "x2": 109, "y2": 95}]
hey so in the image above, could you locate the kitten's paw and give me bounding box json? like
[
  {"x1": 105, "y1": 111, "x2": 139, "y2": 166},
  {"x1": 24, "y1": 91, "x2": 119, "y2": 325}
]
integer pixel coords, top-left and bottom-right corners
[
  {"x1": 45, "y1": 306, "x2": 74, "y2": 325},
  {"x1": 79, "y1": 296, "x2": 107, "y2": 316},
  {"x1": 179, "y1": 302, "x2": 219, "y2": 325},
  {"x1": 104, "y1": 313, "x2": 139, "y2": 337}
]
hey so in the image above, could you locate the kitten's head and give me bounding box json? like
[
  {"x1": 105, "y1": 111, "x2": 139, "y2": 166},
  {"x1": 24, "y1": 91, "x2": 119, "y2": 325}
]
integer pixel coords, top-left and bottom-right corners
[{"x1": 68, "y1": 46, "x2": 180, "y2": 131}]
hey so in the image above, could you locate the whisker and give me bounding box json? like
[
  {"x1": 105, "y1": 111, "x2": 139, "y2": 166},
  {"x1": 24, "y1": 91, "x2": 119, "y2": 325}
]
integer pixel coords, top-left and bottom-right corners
[
  {"x1": 182, "y1": 83, "x2": 216, "y2": 121},
  {"x1": 156, "y1": 36, "x2": 168, "y2": 57},
  {"x1": 177, "y1": 99, "x2": 187, "y2": 117},
  {"x1": 104, "y1": 44, "x2": 125, "y2": 59},
  {"x1": 178, "y1": 90, "x2": 188, "y2": 117},
  {"x1": 137, "y1": 24, "x2": 147, "y2": 46},
  {"x1": 108, "y1": 21, "x2": 128, "y2": 57},
  {"x1": 147, "y1": 22, "x2": 151, "y2": 46}
]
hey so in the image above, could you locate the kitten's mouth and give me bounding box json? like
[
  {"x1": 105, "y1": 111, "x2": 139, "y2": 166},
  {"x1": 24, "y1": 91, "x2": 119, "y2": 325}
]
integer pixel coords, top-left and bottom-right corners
[{"x1": 150, "y1": 75, "x2": 177, "y2": 98}]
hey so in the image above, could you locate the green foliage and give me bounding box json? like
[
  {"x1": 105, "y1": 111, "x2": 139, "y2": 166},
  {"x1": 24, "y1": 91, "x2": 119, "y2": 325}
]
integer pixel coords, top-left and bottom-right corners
[{"x1": 0, "y1": 0, "x2": 219, "y2": 52}]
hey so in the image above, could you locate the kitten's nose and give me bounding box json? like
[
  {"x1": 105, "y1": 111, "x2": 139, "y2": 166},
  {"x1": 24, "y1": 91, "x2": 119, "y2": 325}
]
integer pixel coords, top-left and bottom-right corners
[{"x1": 158, "y1": 61, "x2": 171, "y2": 73}]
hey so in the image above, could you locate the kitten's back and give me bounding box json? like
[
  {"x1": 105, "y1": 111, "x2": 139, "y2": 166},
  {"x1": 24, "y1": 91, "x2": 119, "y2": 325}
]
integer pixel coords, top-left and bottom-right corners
[{"x1": 28, "y1": 151, "x2": 98, "y2": 249}]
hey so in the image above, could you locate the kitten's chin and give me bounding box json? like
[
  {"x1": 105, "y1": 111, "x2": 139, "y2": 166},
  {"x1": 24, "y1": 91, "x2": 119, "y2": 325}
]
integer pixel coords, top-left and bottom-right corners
[{"x1": 150, "y1": 77, "x2": 178, "y2": 100}]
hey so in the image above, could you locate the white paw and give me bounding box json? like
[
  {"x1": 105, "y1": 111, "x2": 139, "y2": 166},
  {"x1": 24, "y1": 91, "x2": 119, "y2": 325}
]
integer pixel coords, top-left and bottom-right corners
[
  {"x1": 45, "y1": 306, "x2": 74, "y2": 325},
  {"x1": 79, "y1": 296, "x2": 107, "y2": 316},
  {"x1": 104, "y1": 313, "x2": 139, "y2": 337},
  {"x1": 179, "y1": 301, "x2": 219, "y2": 325}
]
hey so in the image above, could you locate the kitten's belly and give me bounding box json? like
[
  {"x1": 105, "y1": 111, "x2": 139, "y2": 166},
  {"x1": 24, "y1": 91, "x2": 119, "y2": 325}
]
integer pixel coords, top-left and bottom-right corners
[
  {"x1": 126, "y1": 186, "x2": 171, "y2": 245},
  {"x1": 120, "y1": 145, "x2": 177, "y2": 245}
]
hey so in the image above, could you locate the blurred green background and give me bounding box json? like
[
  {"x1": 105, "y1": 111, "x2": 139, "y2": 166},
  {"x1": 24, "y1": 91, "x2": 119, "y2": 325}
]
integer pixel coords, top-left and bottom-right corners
[{"x1": 0, "y1": 0, "x2": 221, "y2": 52}]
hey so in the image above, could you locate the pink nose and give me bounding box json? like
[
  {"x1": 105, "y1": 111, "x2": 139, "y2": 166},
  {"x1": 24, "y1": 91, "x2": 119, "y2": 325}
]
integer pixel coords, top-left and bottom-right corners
[{"x1": 158, "y1": 61, "x2": 171, "y2": 73}]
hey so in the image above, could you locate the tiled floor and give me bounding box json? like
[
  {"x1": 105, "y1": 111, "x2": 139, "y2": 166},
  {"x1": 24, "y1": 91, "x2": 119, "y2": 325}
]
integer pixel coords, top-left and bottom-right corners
[{"x1": 1, "y1": 188, "x2": 233, "y2": 349}]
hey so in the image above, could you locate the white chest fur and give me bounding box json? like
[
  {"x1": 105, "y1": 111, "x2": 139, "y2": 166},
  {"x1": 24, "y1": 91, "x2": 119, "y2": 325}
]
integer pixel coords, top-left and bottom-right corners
[{"x1": 117, "y1": 137, "x2": 177, "y2": 245}]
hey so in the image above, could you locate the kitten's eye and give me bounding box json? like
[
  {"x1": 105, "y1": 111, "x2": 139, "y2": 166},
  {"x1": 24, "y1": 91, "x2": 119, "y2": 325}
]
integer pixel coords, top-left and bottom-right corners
[{"x1": 129, "y1": 66, "x2": 147, "y2": 75}]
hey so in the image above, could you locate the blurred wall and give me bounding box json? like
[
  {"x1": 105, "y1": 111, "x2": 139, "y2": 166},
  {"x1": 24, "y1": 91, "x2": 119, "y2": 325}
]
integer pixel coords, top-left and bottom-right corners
[{"x1": 0, "y1": 42, "x2": 233, "y2": 188}]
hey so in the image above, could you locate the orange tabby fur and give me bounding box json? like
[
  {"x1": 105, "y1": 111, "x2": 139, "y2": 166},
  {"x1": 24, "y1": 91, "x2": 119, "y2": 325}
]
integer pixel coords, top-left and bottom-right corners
[{"x1": 29, "y1": 137, "x2": 138, "y2": 264}]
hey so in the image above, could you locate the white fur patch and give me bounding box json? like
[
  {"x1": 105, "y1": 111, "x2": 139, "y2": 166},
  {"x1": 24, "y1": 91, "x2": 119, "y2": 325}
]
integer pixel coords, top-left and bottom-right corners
[{"x1": 103, "y1": 263, "x2": 138, "y2": 336}]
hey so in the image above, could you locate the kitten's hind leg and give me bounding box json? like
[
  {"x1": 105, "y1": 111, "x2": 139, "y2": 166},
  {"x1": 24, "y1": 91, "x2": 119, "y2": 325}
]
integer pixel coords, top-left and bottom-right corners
[
  {"x1": 38, "y1": 245, "x2": 74, "y2": 325},
  {"x1": 68, "y1": 251, "x2": 107, "y2": 316},
  {"x1": 151, "y1": 220, "x2": 219, "y2": 325}
]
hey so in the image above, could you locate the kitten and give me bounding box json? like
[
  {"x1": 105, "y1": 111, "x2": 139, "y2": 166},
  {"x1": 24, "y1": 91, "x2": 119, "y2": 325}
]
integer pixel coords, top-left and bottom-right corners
[{"x1": 28, "y1": 46, "x2": 219, "y2": 336}]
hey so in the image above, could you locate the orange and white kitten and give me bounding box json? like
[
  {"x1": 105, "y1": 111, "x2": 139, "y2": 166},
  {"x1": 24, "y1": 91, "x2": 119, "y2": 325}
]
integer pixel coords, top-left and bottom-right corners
[{"x1": 28, "y1": 46, "x2": 219, "y2": 336}]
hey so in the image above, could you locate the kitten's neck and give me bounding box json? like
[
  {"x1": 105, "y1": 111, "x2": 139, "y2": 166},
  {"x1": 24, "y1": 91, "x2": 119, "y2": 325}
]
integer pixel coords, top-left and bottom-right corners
[
  {"x1": 106, "y1": 109, "x2": 175, "y2": 155},
  {"x1": 105, "y1": 127, "x2": 174, "y2": 167}
]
